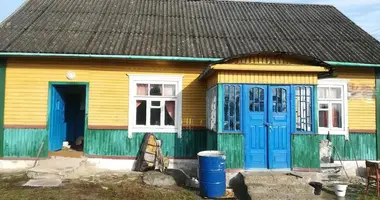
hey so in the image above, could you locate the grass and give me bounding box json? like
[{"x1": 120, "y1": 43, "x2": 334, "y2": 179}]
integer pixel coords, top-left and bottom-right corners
[
  {"x1": 323, "y1": 182, "x2": 380, "y2": 200},
  {"x1": 0, "y1": 173, "x2": 200, "y2": 200}
]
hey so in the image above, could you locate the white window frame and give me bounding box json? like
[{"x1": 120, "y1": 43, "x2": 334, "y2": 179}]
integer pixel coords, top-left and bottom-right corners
[
  {"x1": 128, "y1": 74, "x2": 183, "y2": 138},
  {"x1": 317, "y1": 78, "x2": 348, "y2": 135}
]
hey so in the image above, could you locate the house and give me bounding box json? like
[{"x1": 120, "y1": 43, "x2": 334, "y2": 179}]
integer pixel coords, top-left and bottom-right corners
[{"x1": 0, "y1": 0, "x2": 380, "y2": 172}]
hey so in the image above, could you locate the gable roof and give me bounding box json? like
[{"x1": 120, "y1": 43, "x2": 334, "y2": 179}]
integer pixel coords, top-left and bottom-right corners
[{"x1": 0, "y1": 0, "x2": 380, "y2": 64}]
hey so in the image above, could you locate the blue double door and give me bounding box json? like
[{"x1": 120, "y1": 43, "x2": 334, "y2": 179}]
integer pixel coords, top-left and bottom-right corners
[{"x1": 243, "y1": 85, "x2": 291, "y2": 169}]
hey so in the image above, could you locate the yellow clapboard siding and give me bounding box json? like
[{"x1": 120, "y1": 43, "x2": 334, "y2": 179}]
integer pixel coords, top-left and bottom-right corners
[
  {"x1": 212, "y1": 64, "x2": 328, "y2": 72},
  {"x1": 5, "y1": 58, "x2": 208, "y2": 127},
  {"x1": 216, "y1": 71, "x2": 317, "y2": 84},
  {"x1": 334, "y1": 67, "x2": 375, "y2": 130},
  {"x1": 229, "y1": 55, "x2": 310, "y2": 65}
]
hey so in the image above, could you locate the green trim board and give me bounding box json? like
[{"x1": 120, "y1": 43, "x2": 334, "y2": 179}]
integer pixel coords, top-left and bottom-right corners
[
  {"x1": 84, "y1": 130, "x2": 215, "y2": 157},
  {"x1": 217, "y1": 133, "x2": 244, "y2": 169},
  {"x1": 47, "y1": 81, "x2": 89, "y2": 152},
  {"x1": 292, "y1": 134, "x2": 320, "y2": 169},
  {"x1": 321, "y1": 134, "x2": 377, "y2": 161},
  {"x1": 292, "y1": 133, "x2": 376, "y2": 169},
  {"x1": 326, "y1": 61, "x2": 380, "y2": 68},
  {"x1": 3, "y1": 128, "x2": 48, "y2": 158},
  {"x1": 376, "y1": 68, "x2": 380, "y2": 160},
  {"x1": 217, "y1": 84, "x2": 223, "y2": 133},
  {"x1": 313, "y1": 85, "x2": 318, "y2": 134},
  {"x1": 0, "y1": 59, "x2": 5, "y2": 157}
]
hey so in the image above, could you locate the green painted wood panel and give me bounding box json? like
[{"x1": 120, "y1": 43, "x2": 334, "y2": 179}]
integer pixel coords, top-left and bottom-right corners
[
  {"x1": 3, "y1": 129, "x2": 48, "y2": 158},
  {"x1": 217, "y1": 133, "x2": 243, "y2": 169},
  {"x1": 319, "y1": 133, "x2": 376, "y2": 161},
  {"x1": 0, "y1": 59, "x2": 6, "y2": 157},
  {"x1": 206, "y1": 130, "x2": 218, "y2": 150},
  {"x1": 292, "y1": 134, "x2": 320, "y2": 169},
  {"x1": 292, "y1": 133, "x2": 376, "y2": 169},
  {"x1": 85, "y1": 130, "x2": 213, "y2": 157}
]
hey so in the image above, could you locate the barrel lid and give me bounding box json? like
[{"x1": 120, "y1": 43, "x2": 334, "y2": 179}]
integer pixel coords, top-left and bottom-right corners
[{"x1": 197, "y1": 150, "x2": 225, "y2": 157}]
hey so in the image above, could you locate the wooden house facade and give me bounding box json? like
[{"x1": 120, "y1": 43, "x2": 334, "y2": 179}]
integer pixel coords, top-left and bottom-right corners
[{"x1": 0, "y1": 0, "x2": 380, "y2": 171}]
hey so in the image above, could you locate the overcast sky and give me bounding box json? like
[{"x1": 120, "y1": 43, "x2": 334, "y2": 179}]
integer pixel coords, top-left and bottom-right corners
[{"x1": 1, "y1": 0, "x2": 379, "y2": 40}]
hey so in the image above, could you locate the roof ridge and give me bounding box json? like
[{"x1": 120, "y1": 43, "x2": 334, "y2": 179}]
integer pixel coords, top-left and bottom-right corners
[{"x1": 193, "y1": 0, "x2": 335, "y2": 7}]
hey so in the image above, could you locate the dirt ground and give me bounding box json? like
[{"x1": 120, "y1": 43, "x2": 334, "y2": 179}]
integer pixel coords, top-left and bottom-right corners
[{"x1": 0, "y1": 172, "x2": 199, "y2": 200}]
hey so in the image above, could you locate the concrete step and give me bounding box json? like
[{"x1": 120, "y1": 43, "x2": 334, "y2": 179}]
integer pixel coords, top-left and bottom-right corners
[
  {"x1": 249, "y1": 193, "x2": 327, "y2": 200},
  {"x1": 27, "y1": 157, "x2": 86, "y2": 179},
  {"x1": 243, "y1": 172, "x2": 311, "y2": 185},
  {"x1": 248, "y1": 184, "x2": 314, "y2": 194}
]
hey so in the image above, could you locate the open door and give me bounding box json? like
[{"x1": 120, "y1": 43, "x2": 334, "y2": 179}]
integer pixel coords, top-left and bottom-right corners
[{"x1": 49, "y1": 86, "x2": 66, "y2": 151}]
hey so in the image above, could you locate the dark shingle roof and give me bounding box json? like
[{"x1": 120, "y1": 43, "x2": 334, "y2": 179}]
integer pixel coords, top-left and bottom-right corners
[{"x1": 1, "y1": 0, "x2": 380, "y2": 63}]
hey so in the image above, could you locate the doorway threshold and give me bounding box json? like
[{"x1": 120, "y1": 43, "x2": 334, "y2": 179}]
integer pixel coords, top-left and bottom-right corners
[
  {"x1": 245, "y1": 168, "x2": 291, "y2": 172},
  {"x1": 48, "y1": 151, "x2": 84, "y2": 158}
]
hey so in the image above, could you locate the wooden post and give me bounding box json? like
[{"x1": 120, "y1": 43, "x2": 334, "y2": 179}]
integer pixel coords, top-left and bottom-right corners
[
  {"x1": 376, "y1": 69, "x2": 380, "y2": 160},
  {"x1": 33, "y1": 141, "x2": 45, "y2": 167}
]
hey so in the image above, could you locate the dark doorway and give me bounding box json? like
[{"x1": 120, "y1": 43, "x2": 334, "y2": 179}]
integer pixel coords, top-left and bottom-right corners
[{"x1": 49, "y1": 84, "x2": 86, "y2": 152}]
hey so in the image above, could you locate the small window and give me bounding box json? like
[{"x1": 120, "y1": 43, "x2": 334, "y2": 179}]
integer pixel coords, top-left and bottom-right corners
[
  {"x1": 223, "y1": 85, "x2": 241, "y2": 132},
  {"x1": 317, "y1": 79, "x2": 348, "y2": 135},
  {"x1": 128, "y1": 75, "x2": 183, "y2": 138},
  {"x1": 295, "y1": 86, "x2": 313, "y2": 132}
]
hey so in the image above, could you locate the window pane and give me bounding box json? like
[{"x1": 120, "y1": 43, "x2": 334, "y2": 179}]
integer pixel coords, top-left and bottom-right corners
[
  {"x1": 150, "y1": 108, "x2": 161, "y2": 125},
  {"x1": 223, "y1": 85, "x2": 241, "y2": 131},
  {"x1": 319, "y1": 110, "x2": 328, "y2": 128},
  {"x1": 250, "y1": 88, "x2": 264, "y2": 112},
  {"x1": 330, "y1": 87, "x2": 342, "y2": 99},
  {"x1": 273, "y1": 88, "x2": 286, "y2": 112},
  {"x1": 332, "y1": 103, "x2": 343, "y2": 128},
  {"x1": 165, "y1": 101, "x2": 175, "y2": 126},
  {"x1": 259, "y1": 88, "x2": 264, "y2": 111},
  {"x1": 150, "y1": 84, "x2": 162, "y2": 96},
  {"x1": 318, "y1": 87, "x2": 328, "y2": 98},
  {"x1": 319, "y1": 103, "x2": 329, "y2": 109},
  {"x1": 164, "y1": 84, "x2": 176, "y2": 96},
  {"x1": 249, "y1": 88, "x2": 253, "y2": 111},
  {"x1": 152, "y1": 101, "x2": 160, "y2": 106},
  {"x1": 136, "y1": 100, "x2": 147, "y2": 125},
  {"x1": 137, "y1": 84, "x2": 148, "y2": 96},
  {"x1": 224, "y1": 86, "x2": 229, "y2": 130},
  {"x1": 296, "y1": 87, "x2": 313, "y2": 132},
  {"x1": 236, "y1": 86, "x2": 240, "y2": 130}
]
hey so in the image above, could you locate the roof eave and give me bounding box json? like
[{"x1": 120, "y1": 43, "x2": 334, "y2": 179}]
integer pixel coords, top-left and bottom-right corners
[
  {"x1": 325, "y1": 61, "x2": 380, "y2": 68},
  {"x1": 0, "y1": 52, "x2": 380, "y2": 68},
  {"x1": 0, "y1": 52, "x2": 222, "y2": 62}
]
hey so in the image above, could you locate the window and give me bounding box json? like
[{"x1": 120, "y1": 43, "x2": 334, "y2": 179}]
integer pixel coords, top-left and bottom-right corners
[
  {"x1": 272, "y1": 88, "x2": 287, "y2": 112},
  {"x1": 249, "y1": 87, "x2": 264, "y2": 112},
  {"x1": 295, "y1": 86, "x2": 313, "y2": 132},
  {"x1": 128, "y1": 75, "x2": 183, "y2": 138},
  {"x1": 223, "y1": 85, "x2": 241, "y2": 132},
  {"x1": 317, "y1": 79, "x2": 348, "y2": 135}
]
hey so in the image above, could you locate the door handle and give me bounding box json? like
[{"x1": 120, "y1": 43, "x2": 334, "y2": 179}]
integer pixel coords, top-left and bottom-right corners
[{"x1": 264, "y1": 123, "x2": 273, "y2": 132}]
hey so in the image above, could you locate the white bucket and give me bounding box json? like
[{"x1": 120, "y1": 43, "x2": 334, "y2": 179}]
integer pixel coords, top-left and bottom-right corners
[
  {"x1": 334, "y1": 184, "x2": 348, "y2": 197},
  {"x1": 62, "y1": 141, "x2": 70, "y2": 147}
]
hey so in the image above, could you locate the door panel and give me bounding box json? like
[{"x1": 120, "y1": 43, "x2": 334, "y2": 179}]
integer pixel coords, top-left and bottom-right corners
[
  {"x1": 49, "y1": 86, "x2": 66, "y2": 151},
  {"x1": 268, "y1": 86, "x2": 291, "y2": 169},
  {"x1": 243, "y1": 85, "x2": 267, "y2": 169}
]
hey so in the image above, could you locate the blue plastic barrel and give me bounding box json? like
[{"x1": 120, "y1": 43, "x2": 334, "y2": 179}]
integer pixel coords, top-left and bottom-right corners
[{"x1": 197, "y1": 150, "x2": 226, "y2": 198}]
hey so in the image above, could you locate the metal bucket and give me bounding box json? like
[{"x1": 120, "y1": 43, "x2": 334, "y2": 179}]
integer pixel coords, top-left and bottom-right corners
[{"x1": 197, "y1": 150, "x2": 226, "y2": 198}]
